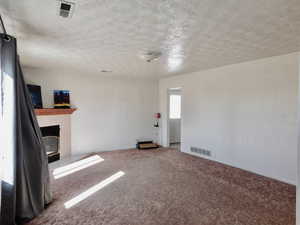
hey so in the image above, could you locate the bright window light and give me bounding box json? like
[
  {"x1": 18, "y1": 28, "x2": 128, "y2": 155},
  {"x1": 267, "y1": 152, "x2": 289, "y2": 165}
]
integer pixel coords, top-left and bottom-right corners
[
  {"x1": 53, "y1": 155, "x2": 104, "y2": 179},
  {"x1": 169, "y1": 95, "x2": 181, "y2": 119},
  {"x1": 1, "y1": 73, "x2": 15, "y2": 185},
  {"x1": 64, "y1": 171, "x2": 125, "y2": 209}
]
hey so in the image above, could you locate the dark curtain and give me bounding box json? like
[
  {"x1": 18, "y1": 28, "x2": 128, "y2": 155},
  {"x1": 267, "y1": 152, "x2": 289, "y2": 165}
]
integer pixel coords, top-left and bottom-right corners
[{"x1": 0, "y1": 34, "x2": 52, "y2": 225}]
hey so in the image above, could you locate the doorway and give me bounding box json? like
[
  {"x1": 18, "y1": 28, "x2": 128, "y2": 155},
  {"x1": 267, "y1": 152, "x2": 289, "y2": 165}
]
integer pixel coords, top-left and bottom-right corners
[{"x1": 168, "y1": 88, "x2": 182, "y2": 151}]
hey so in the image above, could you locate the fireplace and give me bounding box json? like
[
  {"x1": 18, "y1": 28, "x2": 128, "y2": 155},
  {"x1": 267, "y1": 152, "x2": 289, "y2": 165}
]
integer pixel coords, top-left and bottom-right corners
[
  {"x1": 35, "y1": 108, "x2": 76, "y2": 159},
  {"x1": 41, "y1": 125, "x2": 60, "y2": 163}
]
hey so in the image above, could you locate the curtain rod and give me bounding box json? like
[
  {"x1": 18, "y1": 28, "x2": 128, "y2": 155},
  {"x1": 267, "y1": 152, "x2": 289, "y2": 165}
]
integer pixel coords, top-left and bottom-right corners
[{"x1": 0, "y1": 15, "x2": 10, "y2": 40}]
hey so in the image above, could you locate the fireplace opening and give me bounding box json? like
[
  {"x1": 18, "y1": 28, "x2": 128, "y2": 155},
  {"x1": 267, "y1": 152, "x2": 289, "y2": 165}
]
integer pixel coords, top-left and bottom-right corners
[{"x1": 41, "y1": 125, "x2": 60, "y2": 163}]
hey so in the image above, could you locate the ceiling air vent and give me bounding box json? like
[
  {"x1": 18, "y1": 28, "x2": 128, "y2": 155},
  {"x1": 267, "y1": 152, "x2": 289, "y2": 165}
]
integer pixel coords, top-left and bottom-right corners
[{"x1": 58, "y1": 1, "x2": 75, "y2": 18}]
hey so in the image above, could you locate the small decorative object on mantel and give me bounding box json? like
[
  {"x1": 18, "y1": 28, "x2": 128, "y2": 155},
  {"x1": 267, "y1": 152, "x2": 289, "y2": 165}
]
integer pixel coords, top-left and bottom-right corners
[{"x1": 54, "y1": 90, "x2": 70, "y2": 108}]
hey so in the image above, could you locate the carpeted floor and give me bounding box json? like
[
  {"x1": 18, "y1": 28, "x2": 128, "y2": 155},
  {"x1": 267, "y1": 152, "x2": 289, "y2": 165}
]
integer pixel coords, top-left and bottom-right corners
[{"x1": 27, "y1": 148, "x2": 295, "y2": 225}]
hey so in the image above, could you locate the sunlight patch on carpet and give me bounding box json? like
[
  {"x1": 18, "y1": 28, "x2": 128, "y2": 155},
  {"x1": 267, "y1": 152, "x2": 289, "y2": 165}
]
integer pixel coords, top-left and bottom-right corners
[
  {"x1": 53, "y1": 155, "x2": 104, "y2": 179},
  {"x1": 64, "y1": 171, "x2": 125, "y2": 209}
]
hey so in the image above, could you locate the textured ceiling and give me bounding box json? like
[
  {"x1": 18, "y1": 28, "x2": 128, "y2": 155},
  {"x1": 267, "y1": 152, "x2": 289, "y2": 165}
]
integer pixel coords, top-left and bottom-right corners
[{"x1": 1, "y1": 0, "x2": 300, "y2": 78}]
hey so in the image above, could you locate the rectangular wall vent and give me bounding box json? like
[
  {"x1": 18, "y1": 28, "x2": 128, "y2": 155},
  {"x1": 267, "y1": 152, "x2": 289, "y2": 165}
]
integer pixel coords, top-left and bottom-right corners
[
  {"x1": 58, "y1": 1, "x2": 75, "y2": 18},
  {"x1": 190, "y1": 147, "x2": 211, "y2": 157}
]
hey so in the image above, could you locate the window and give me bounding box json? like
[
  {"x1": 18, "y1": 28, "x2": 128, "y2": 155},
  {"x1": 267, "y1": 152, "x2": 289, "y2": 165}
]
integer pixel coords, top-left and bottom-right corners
[{"x1": 169, "y1": 95, "x2": 181, "y2": 119}]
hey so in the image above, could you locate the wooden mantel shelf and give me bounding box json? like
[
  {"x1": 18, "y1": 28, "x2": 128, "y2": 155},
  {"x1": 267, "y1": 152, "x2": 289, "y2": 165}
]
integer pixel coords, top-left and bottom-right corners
[{"x1": 35, "y1": 108, "x2": 77, "y2": 116}]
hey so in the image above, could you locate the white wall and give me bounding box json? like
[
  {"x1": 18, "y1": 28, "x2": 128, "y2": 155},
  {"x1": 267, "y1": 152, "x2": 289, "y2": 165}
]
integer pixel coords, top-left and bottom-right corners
[
  {"x1": 24, "y1": 68, "x2": 158, "y2": 155},
  {"x1": 159, "y1": 53, "x2": 299, "y2": 185}
]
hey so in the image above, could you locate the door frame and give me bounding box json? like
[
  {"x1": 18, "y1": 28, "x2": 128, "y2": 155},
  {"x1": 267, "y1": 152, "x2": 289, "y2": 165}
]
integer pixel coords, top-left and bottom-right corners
[{"x1": 166, "y1": 87, "x2": 182, "y2": 148}]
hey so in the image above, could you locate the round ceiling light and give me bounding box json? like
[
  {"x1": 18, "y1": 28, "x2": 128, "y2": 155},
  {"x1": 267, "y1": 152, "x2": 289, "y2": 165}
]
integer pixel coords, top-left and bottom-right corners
[{"x1": 139, "y1": 51, "x2": 162, "y2": 62}]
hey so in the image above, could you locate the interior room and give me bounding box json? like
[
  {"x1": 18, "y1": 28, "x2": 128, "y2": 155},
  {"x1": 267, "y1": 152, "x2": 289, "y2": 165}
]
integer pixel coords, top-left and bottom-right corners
[{"x1": 0, "y1": 1, "x2": 299, "y2": 225}]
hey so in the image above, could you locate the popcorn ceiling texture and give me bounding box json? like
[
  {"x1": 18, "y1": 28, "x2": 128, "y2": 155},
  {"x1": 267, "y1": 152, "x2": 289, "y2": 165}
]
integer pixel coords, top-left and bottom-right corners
[
  {"x1": 26, "y1": 148, "x2": 295, "y2": 225},
  {"x1": 1, "y1": 0, "x2": 300, "y2": 78}
]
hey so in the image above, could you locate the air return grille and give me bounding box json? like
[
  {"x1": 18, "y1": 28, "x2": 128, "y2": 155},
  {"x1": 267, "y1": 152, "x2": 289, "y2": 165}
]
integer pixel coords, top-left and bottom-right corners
[
  {"x1": 190, "y1": 147, "x2": 211, "y2": 157},
  {"x1": 58, "y1": 1, "x2": 75, "y2": 18}
]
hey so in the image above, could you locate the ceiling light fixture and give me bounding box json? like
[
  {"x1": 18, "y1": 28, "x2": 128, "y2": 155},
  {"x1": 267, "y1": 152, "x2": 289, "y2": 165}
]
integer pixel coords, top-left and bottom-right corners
[
  {"x1": 139, "y1": 51, "x2": 162, "y2": 63},
  {"x1": 100, "y1": 70, "x2": 112, "y2": 73}
]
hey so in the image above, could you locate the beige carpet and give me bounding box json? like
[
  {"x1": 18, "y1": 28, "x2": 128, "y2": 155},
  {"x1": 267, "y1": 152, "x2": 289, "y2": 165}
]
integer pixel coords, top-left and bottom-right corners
[{"x1": 27, "y1": 148, "x2": 295, "y2": 225}]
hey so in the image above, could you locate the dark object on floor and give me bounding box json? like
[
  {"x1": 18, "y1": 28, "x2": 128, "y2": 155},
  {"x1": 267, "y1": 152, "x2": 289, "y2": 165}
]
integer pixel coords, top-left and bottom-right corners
[
  {"x1": 27, "y1": 84, "x2": 43, "y2": 109},
  {"x1": 25, "y1": 148, "x2": 295, "y2": 225},
  {"x1": 48, "y1": 152, "x2": 60, "y2": 163},
  {"x1": 0, "y1": 33, "x2": 52, "y2": 225},
  {"x1": 138, "y1": 143, "x2": 159, "y2": 149},
  {"x1": 136, "y1": 139, "x2": 159, "y2": 149}
]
